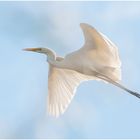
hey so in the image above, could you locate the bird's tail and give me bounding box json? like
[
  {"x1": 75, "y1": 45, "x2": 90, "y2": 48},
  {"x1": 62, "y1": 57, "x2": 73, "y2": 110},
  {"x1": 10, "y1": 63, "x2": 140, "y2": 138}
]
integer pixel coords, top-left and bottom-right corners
[{"x1": 96, "y1": 74, "x2": 140, "y2": 99}]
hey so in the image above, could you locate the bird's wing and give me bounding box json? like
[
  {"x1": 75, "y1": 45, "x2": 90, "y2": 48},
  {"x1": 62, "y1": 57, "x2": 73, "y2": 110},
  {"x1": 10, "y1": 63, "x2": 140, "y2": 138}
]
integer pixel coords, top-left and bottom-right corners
[
  {"x1": 80, "y1": 23, "x2": 121, "y2": 81},
  {"x1": 80, "y1": 23, "x2": 121, "y2": 68},
  {"x1": 48, "y1": 57, "x2": 94, "y2": 117}
]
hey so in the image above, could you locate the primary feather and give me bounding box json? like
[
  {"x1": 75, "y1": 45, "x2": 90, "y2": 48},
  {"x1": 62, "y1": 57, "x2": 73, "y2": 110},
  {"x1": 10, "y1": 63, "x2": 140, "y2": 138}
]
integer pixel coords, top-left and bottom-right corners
[{"x1": 48, "y1": 57, "x2": 95, "y2": 117}]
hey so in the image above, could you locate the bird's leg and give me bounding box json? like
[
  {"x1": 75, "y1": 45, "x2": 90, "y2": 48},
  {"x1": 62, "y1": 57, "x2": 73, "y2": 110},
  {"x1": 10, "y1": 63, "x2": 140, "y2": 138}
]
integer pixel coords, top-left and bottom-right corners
[{"x1": 95, "y1": 73, "x2": 140, "y2": 99}]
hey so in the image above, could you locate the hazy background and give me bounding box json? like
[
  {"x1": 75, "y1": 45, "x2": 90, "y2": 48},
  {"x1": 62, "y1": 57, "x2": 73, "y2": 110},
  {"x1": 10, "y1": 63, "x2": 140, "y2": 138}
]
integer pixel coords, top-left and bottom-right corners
[{"x1": 0, "y1": 1, "x2": 140, "y2": 138}]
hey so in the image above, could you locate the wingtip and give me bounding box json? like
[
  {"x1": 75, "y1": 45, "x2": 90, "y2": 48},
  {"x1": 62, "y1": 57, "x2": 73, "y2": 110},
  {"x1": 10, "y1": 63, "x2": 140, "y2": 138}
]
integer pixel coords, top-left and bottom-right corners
[
  {"x1": 80, "y1": 23, "x2": 87, "y2": 28},
  {"x1": 80, "y1": 23, "x2": 96, "y2": 31}
]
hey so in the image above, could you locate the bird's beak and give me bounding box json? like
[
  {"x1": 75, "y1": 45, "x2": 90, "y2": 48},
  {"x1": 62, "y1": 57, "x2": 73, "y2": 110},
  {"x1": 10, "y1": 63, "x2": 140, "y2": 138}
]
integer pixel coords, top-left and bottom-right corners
[{"x1": 23, "y1": 48, "x2": 42, "y2": 52}]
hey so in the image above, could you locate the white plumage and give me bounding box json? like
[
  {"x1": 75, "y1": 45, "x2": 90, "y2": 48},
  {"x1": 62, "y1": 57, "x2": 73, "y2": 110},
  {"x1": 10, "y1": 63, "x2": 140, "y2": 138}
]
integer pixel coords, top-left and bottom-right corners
[{"x1": 24, "y1": 23, "x2": 140, "y2": 117}]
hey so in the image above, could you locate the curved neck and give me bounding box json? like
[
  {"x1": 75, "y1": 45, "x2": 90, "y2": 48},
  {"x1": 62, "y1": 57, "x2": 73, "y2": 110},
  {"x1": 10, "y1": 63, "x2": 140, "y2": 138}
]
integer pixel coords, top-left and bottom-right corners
[
  {"x1": 43, "y1": 48, "x2": 67, "y2": 69},
  {"x1": 43, "y1": 48, "x2": 56, "y2": 61}
]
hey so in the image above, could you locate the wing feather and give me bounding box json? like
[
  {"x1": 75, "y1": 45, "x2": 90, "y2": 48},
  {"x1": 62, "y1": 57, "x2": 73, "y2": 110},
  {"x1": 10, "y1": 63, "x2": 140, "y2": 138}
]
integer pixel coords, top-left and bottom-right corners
[
  {"x1": 80, "y1": 23, "x2": 121, "y2": 81},
  {"x1": 48, "y1": 63, "x2": 94, "y2": 117},
  {"x1": 80, "y1": 23, "x2": 121, "y2": 67}
]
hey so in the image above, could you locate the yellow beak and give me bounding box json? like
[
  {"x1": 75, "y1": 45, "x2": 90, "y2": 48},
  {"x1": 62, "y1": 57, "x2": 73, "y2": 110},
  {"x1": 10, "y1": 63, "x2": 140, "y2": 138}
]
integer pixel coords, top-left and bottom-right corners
[{"x1": 23, "y1": 48, "x2": 41, "y2": 52}]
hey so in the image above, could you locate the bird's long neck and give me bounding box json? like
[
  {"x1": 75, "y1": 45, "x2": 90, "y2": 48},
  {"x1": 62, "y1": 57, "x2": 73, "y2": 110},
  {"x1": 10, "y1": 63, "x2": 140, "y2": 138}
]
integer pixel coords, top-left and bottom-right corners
[
  {"x1": 44, "y1": 48, "x2": 56, "y2": 61},
  {"x1": 43, "y1": 48, "x2": 67, "y2": 69}
]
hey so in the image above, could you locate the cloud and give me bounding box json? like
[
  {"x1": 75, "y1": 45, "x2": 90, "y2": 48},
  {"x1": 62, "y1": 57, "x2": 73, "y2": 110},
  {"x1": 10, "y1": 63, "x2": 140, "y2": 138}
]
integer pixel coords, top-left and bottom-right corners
[
  {"x1": 34, "y1": 100, "x2": 100, "y2": 138},
  {"x1": 13, "y1": 1, "x2": 84, "y2": 53},
  {"x1": 100, "y1": 2, "x2": 140, "y2": 23}
]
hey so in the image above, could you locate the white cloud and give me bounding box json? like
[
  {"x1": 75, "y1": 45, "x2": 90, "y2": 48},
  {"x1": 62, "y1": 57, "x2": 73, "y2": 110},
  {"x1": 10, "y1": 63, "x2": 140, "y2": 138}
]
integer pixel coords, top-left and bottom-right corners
[
  {"x1": 17, "y1": 2, "x2": 84, "y2": 53},
  {"x1": 45, "y1": 5, "x2": 82, "y2": 49},
  {"x1": 100, "y1": 2, "x2": 140, "y2": 23},
  {"x1": 35, "y1": 100, "x2": 100, "y2": 138}
]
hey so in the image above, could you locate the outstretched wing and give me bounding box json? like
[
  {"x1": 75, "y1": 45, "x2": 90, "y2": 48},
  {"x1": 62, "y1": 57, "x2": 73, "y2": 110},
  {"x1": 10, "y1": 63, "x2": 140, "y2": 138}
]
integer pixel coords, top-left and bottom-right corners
[
  {"x1": 48, "y1": 57, "x2": 94, "y2": 117},
  {"x1": 80, "y1": 23, "x2": 121, "y2": 81},
  {"x1": 80, "y1": 23, "x2": 121, "y2": 68}
]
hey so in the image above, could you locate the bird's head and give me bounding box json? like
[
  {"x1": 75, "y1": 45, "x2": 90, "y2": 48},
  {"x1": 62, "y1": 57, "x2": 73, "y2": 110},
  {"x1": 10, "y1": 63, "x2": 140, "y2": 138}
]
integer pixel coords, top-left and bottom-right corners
[{"x1": 23, "y1": 47, "x2": 56, "y2": 60}]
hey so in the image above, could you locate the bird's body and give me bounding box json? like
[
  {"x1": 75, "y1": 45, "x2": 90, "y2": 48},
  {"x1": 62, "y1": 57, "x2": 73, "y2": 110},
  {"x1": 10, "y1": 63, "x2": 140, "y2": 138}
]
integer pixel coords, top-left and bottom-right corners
[
  {"x1": 48, "y1": 24, "x2": 121, "y2": 82},
  {"x1": 24, "y1": 23, "x2": 140, "y2": 117}
]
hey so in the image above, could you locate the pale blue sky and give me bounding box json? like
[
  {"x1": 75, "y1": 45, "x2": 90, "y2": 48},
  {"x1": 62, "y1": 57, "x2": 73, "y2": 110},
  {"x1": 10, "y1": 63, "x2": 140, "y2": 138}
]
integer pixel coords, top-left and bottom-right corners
[{"x1": 0, "y1": 1, "x2": 140, "y2": 139}]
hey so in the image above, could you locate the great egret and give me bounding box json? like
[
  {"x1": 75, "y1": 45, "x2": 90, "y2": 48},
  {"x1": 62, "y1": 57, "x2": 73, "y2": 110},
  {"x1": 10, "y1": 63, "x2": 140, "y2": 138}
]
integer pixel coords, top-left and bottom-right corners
[{"x1": 24, "y1": 23, "x2": 140, "y2": 117}]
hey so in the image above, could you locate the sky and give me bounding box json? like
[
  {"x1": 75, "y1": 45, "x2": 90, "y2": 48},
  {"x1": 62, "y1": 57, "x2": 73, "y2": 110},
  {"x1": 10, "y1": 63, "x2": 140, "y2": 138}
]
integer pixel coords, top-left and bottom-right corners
[{"x1": 0, "y1": 1, "x2": 140, "y2": 139}]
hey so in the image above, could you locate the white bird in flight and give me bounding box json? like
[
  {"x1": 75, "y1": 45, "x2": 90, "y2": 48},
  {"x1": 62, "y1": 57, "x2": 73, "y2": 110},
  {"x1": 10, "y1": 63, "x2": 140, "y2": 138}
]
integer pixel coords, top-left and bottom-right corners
[{"x1": 24, "y1": 23, "x2": 140, "y2": 117}]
